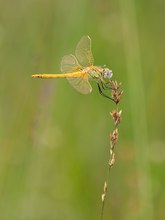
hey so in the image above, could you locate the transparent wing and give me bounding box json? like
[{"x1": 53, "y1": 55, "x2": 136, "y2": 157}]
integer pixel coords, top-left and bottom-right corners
[
  {"x1": 61, "y1": 53, "x2": 92, "y2": 94},
  {"x1": 67, "y1": 76, "x2": 92, "y2": 94},
  {"x1": 75, "y1": 36, "x2": 94, "y2": 67},
  {"x1": 60, "y1": 54, "x2": 82, "y2": 72}
]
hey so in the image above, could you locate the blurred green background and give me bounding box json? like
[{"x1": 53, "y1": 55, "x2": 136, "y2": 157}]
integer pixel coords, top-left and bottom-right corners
[{"x1": 0, "y1": 0, "x2": 165, "y2": 219}]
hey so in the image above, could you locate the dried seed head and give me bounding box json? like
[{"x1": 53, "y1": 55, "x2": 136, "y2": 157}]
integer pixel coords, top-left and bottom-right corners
[
  {"x1": 109, "y1": 153, "x2": 115, "y2": 167},
  {"x1": 104, "y1": 181, "x2": 107, "y2": 193},
  {"x1": 111, "y1": 80, "x2": 121, "y2": 90},
  {"x1": 101, "y1": 193, "x2": 106, "y2": 202},
  {"x1": 110, "y1": 109, "x2": 122, "y2": 126},
  {"x1": 111, "y1": 90, "x2": 123, "y2": 104},
  {"x1": 110, "y1": 128, "x2": 119, "y2": 147},
  {"x1": 110, "y1": 149, "x2": 113, "y2": 156},
  {"x1": 110, "y1": 80, "x2": 123, "y2": 104}
]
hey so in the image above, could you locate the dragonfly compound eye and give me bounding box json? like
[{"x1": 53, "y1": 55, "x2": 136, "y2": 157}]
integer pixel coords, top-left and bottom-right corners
[{"x1": 103, "y1": 68, "x2": 113, "y2": 79}]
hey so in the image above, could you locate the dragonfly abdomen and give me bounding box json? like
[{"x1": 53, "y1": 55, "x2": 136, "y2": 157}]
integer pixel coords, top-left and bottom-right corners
[{"x1": 32, "y1": 71, "x2": 86, "y2": 79}]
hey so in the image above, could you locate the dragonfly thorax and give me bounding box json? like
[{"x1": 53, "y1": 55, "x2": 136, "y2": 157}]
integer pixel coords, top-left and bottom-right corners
[{"x1": 87, "y1": 66, "x2": 113, "y2": 83}]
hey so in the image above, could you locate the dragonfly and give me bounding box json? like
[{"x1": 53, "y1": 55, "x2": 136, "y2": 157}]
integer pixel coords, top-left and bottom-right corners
[{"x1": 32, "y1": 36, "x2": 113, "y2": 100}]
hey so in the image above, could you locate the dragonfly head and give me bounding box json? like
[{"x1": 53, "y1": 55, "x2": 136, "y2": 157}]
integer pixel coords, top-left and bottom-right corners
[{"x1": 102, "y1": 68, "x2": 113, "y2": 80}]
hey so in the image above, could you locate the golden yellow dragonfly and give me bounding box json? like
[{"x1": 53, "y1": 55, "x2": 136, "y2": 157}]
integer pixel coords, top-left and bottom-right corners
[{"x1": 32, "y1": 36, "x2": 113, "y2": 100}]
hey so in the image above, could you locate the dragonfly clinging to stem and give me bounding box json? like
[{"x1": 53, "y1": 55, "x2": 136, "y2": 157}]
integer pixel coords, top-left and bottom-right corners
[{"x1": 32, "y1": 36, "x2": 114, "y2": 100}]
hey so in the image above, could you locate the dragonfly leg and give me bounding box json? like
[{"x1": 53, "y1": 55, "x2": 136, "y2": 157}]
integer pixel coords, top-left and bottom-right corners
[
  {"x1": 97, "y1": 83, "x2": 114, "y2": 101},
  {"x1": 101, "y1": 81, "x2": 112, "y2": 90}
]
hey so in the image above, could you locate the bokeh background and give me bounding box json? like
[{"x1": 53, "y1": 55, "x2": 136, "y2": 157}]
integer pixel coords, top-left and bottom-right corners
[{"x1": 0, "y1": 0, "x2": 165, "y2": 219}]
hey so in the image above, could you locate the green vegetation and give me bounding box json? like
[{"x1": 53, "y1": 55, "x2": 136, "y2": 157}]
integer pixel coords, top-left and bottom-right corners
[{"x1": 0, "y1": 0, "x2": 164, "y2": 219}]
